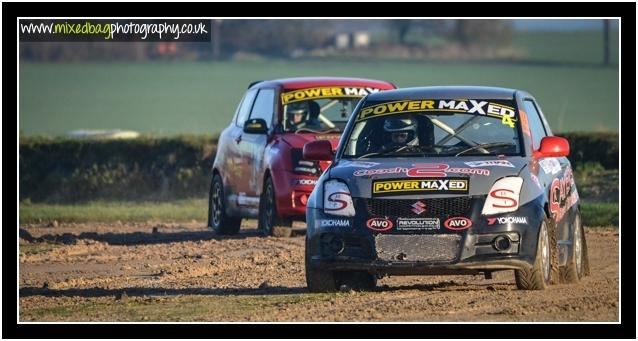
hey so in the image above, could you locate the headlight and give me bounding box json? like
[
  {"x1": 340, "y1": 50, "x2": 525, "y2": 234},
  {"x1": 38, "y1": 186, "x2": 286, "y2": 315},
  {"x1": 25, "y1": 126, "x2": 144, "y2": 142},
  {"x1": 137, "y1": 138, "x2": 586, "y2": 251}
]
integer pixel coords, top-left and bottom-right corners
[
  {"x1": 323, "y1": 180, "x2": 355, "y2": 217},
  {"x1": 482, "y1": 177, "x2": 524, "y2": 215}
]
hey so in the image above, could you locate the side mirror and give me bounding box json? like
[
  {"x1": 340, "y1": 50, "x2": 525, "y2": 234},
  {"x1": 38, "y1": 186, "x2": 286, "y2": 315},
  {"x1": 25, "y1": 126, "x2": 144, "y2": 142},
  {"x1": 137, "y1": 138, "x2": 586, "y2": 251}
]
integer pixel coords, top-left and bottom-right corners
[
  {"x1": 537, "y1": 136, "x2": 570, "y2": 157},
  {"x1": 303, "y1": 140, "x2": 334, "y2": 161},
  {"x1": 243, "y1": 118, "x2": 268, "y2": 134}
]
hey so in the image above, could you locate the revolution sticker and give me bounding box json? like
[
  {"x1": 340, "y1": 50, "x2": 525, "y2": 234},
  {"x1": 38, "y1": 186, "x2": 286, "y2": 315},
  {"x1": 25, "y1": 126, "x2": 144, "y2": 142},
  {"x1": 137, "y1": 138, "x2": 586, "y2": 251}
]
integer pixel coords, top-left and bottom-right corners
[
  {"x1": 281, "y1": 87, "x2": 381, "y2": 104},
  {"x1": 396, "y1": 218, "x2": 440, "y2": 231},
  {"x1": 372, "y1": 178, "x2": 469, "y2": 196}
]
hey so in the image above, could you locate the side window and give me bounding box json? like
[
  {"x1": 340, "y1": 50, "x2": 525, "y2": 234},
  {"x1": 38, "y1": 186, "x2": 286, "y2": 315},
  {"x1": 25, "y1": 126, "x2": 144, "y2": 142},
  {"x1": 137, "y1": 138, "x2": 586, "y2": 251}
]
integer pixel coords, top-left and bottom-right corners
[
  {"x1": 235, "y1": 89, "x2": 258, "y2": 127},
  {"x1": 523, "y1": 99, "x2": 547, "y2": 150},
  {"x1": 248, "y1": 89, "x2": 275, "y2": 128}
]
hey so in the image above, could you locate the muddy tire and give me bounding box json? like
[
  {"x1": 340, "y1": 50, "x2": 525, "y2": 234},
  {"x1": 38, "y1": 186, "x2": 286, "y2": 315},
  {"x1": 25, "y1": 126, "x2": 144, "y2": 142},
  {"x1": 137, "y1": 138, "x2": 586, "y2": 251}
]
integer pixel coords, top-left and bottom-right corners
[
  {"x1": 515, "y1": 218, "x2": 557, "y2": 290},
  {"x1": 258, "y1": 177, "x2": 293, "y2": 237},
  {"x1": 207, "y1": 174, "x2": 241, "y2": 235},
  {"x1": 335, "y1": 271, "x2": 377, "y2": 291},
  {"x1": 306, "y1": 267, "x2": 337, "y2": 293},
  {"x1": 305, "y1": 239, "x2": 337, "y2": 292},
  {"x1": 560, "y1": 212, "x2": 588, "y2": 283}
]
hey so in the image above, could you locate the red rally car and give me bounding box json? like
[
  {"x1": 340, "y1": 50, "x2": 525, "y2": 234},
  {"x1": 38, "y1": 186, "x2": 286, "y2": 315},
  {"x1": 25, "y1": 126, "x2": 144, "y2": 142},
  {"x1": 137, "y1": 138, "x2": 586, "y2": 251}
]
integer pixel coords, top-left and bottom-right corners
[{"x1": 208, "y1": 77, "x2": 397, "y2": 236}]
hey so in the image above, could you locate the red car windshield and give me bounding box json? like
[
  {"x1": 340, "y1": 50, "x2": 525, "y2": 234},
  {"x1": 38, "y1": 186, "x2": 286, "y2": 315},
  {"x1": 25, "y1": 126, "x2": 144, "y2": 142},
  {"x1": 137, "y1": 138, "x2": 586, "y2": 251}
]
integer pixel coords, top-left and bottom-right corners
[{"x1": 280, "y1": 86, "x2": 385, "y2": 134}]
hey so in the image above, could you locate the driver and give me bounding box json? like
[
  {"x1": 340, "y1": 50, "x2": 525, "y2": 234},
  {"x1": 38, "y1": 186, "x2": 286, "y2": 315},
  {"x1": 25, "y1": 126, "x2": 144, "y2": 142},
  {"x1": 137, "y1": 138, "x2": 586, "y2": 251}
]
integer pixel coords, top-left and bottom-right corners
[
  {"x1": 380, "y1": 116, "x2": 419, "y2": 151},
  {"x1": 286, "y1": 102, "x2": 308, "y2": 130}
]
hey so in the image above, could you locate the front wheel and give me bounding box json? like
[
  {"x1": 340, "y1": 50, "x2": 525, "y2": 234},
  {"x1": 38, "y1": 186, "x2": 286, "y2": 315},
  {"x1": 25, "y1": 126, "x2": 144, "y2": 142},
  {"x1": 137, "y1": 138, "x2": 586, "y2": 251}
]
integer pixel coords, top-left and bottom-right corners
[
  {"x1": 515, "y1": 219, "x2": 556, "y2": 290},
  {"x1": 208, "y1": 174, "x2": 241, "y2": 235},
  {"x1": 258, "y1": 177, "x2": 292, "y2": 237}
]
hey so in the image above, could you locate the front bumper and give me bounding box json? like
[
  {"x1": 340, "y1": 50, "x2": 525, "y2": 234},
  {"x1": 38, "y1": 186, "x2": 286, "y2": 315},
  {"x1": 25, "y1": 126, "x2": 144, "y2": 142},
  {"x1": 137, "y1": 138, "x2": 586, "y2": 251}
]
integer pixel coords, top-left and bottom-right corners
[
  {"x1": 306, "y1": 195, "x2": 545, "y2": 275},
  {"x1": 273, "y1": 171, "x2": 319, "y2": 219}
]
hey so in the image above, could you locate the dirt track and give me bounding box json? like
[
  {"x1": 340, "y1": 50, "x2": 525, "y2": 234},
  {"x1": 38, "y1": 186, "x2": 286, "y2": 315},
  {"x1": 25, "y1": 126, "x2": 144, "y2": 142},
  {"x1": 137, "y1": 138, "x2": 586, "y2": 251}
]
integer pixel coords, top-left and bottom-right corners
[{"x1": 19, "y1": 221, "x2": 619, "y2": 322}]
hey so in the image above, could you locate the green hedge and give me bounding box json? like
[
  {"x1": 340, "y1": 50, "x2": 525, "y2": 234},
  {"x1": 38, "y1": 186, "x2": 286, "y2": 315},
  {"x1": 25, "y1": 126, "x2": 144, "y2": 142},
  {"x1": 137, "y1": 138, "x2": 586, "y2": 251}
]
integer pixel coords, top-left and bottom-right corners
[
  {"x1": 558, "y1": 132, "x2": 619, "y2": 169},
  {"x1": 19, "y1": 132, "x2": 618, "y2": 203},
  {"x1": 20, "y1": 135, "x2": 218, "y2": 203}
]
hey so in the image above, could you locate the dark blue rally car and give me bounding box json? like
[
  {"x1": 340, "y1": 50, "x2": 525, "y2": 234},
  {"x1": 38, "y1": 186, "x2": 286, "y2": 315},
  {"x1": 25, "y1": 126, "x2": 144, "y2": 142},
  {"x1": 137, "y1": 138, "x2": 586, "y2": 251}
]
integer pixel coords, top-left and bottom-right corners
[{"x1": 302, "y1": 86, "x2": 589, "y2": 291}]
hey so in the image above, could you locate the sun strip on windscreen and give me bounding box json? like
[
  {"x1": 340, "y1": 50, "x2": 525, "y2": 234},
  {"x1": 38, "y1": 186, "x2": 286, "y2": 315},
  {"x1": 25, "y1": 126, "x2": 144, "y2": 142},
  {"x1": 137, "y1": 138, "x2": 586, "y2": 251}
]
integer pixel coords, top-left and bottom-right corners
[
  {"x1": 356, "y1": 99, "x2": 517, "y2": 128},
  {"x1": 281, "y1": 86, "x2": 381, "y2": 105}
]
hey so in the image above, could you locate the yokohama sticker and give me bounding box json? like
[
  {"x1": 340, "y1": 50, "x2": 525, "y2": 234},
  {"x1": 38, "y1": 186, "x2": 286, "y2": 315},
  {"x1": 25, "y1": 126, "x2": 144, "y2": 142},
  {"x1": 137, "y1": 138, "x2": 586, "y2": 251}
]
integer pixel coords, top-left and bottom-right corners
[
  {"x1": 487, "y1": 216, "x2": 528, "y2": 225},
  {"x1": 444, "y1": 217, "x2": 472, "y2": 231},
  {"x1": 366, "y1": 217, "x2": 394, "y2": 232},
  {"x1": 319, "y1": 219, "x2": 351, "y2": 227}
]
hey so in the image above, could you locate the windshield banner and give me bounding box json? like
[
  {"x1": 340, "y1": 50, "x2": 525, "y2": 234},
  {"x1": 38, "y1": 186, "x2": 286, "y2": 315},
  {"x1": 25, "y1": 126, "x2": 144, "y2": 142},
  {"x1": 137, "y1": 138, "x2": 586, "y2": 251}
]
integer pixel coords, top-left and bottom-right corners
[
  {"x1": 357, "y1": 99, "x2": 517, "y2": 127},
  {"x1": 282, "y1": 87, "x2": 381, "y2": 105}
]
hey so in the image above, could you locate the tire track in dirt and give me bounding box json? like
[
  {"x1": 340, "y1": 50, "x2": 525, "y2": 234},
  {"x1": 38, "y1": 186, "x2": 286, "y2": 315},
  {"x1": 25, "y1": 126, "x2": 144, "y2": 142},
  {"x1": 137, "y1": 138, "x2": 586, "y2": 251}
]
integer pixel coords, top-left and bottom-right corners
[{"x1": 19, "y1": 222, "x2": 618, "y2": 321}]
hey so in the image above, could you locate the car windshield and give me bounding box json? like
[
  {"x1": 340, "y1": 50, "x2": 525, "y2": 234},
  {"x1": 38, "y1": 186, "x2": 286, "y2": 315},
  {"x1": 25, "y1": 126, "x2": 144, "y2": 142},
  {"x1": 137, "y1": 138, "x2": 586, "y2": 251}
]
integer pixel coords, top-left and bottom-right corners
[
  {"x1": 342, "y1": 98, "x2": 522, "y2": 158},
  {"x1": 282, "y1": 98, "x2": 361, "y2": 133}
]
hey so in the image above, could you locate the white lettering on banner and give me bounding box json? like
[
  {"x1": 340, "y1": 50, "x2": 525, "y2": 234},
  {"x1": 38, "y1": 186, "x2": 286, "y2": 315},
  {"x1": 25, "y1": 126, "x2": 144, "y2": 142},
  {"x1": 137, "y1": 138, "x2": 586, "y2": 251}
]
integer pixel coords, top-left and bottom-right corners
[
  {"x1": 319, "y1": 219, "x2": 350, "y2": 227},
  {"x1": 465, "y1": 160, "x2": 515, "y2": 168},
  {"x1": 488, "y1": 216, "x2": 528, "y2": 225}
]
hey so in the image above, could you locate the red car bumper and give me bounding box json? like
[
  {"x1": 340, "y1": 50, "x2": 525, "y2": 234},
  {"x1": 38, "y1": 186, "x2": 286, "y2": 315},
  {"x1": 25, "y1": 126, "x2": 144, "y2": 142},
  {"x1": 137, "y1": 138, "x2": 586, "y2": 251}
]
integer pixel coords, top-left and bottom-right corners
[{"x1": 272, "y1": 170, "x2": 319, "y2": 219}]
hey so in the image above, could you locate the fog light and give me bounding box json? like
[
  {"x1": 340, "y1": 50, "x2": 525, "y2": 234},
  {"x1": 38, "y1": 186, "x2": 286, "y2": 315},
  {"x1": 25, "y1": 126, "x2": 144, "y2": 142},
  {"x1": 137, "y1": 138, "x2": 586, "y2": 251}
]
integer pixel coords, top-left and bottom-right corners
[
  {"x1": 493, "y1": 235, "x2": 511, "y2": 251},
  {"x1": 300, "y1": 194, "x2": 308, "y2": 206},
  {"x1": 328, "y1": 236, "x2": 345, "y2": 254}
]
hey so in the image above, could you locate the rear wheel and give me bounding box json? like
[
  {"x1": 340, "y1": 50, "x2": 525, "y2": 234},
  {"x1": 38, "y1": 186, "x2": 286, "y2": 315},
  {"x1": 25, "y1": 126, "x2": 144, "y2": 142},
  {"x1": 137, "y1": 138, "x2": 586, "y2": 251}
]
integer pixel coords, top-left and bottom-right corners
[
  {"x1": 561, "y1": 212, "x2": 589, "y2": 283},
  {"x1": 258, "y1": 177, "x2": 292, "y2": 237},
  {"x1": 208, "y1": 174, "x2": 241, "y2": 235},
  {"x1": 515, "y1": 218, "x2": 556, "y2": 290}
]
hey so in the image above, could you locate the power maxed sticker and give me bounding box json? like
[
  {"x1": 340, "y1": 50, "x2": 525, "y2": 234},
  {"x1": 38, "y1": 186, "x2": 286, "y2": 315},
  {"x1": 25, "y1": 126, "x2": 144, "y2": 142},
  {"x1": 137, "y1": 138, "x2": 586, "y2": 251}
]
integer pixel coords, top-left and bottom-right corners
[
  {"x1": 372, "y1": 178, "x2": 469, "y2": 196},
  {"x1": 357, "y1": 99, "x2": 517, "y2": 128},
  {"x1": 281, "y1": 87, "x2": 381, "y2": 104}
]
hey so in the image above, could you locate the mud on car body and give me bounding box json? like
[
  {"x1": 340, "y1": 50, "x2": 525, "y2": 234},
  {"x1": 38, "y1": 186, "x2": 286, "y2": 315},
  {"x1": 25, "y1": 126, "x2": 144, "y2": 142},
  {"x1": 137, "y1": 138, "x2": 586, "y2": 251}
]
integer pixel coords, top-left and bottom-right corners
[
  {"x1": 208, "y1": 77, "x2": 396, "y2": 237},
  {"x1": 303, "y1": 86, "x2": 589, "y2": 291}
]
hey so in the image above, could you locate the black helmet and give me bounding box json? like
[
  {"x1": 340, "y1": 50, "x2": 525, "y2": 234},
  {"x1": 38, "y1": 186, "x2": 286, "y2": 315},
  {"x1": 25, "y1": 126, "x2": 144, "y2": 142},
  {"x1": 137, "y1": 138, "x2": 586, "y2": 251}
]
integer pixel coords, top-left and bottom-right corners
[
  {"x1": 383, "y1": 117, "x2": 418, "y2": 146},
  {"x1": 384, "y1": 117, "x2": 417, "y2": 133}
]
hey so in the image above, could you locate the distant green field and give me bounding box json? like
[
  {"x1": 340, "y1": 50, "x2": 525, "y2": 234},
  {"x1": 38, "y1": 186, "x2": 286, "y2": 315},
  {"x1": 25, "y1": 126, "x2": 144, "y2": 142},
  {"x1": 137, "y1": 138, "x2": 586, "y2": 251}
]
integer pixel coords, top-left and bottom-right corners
[{"x1": 19, "y1": 32, "x2": 619, "y2": 136}]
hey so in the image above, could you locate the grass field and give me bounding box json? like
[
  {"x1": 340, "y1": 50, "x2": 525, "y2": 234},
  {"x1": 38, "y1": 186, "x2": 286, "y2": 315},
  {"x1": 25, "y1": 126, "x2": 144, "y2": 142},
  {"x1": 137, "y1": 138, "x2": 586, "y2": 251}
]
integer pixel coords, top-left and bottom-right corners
[
  {"x1": 19, "y1": 199, "x2": 619, "y2": 227},
  {"x1": 19, "y1": 32, "x2": 619, "y2": 136}
]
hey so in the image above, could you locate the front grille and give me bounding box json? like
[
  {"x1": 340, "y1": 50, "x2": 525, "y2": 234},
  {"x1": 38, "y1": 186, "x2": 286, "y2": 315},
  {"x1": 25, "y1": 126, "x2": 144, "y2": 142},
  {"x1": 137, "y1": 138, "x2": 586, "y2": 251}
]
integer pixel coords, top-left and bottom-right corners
[
  {"x1": 364, "y1": 197, "x2": 471, "y2": 218},
  {"x1": 375, "y1": 234, "x2": 461, "y2": 262}
]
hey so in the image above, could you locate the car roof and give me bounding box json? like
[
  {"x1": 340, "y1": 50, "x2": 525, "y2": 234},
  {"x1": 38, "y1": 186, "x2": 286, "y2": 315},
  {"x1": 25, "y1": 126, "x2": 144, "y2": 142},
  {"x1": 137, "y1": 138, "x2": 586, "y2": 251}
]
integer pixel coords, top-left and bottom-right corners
[
  {"x1": 365, "y1": 86, "x2": 519, "y2": 101},
  {"x1": 251, "y1": 77, "x2": 396, "y2": 90}
]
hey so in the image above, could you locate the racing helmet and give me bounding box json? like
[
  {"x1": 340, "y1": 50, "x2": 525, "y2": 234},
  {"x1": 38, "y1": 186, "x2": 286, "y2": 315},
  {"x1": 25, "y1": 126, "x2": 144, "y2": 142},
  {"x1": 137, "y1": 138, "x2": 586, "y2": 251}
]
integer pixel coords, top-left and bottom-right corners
[
  {"x1": 383, "y1": 117, "x2": 418, "y2": 146},
  {"x1": 287, "y1": 101, "x2": 308, "y2": 125}
]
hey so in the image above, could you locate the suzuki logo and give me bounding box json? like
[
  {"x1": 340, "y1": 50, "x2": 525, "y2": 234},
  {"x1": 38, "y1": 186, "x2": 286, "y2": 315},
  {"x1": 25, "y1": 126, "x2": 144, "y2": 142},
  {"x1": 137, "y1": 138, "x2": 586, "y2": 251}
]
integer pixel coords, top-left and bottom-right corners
[{"x1": 410, "y1": 201, "x2": 427, "y2": 215}]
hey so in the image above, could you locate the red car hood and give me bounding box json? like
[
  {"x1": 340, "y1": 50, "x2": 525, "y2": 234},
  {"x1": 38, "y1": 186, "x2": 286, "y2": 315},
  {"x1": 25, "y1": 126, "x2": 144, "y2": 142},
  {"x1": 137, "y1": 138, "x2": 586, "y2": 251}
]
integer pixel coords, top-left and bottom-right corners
[{"x1": 280, "y1": 133, "x2": 341, "y2": 150}]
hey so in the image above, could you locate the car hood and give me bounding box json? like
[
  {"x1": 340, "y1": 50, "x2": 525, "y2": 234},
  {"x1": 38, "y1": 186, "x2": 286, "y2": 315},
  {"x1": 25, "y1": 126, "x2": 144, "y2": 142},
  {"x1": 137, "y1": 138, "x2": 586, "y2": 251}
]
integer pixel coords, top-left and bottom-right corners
[
  {"x1": 280, "y1": 133, "x2": 342, "y2": 150},
  {"x1": 329, "y1": 157, "x2": 527, "y2": 198}
]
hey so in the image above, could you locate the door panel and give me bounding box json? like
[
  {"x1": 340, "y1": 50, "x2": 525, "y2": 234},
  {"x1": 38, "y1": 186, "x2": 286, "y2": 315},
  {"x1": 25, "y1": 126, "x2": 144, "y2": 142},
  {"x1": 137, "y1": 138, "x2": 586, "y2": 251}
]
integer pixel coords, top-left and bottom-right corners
[
  {"x1": 226, "y1": 89, "x2": 258, "y2": 207},
  {"x1": 238, "y1": 88, "x2": 276, "y2": 205}
]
